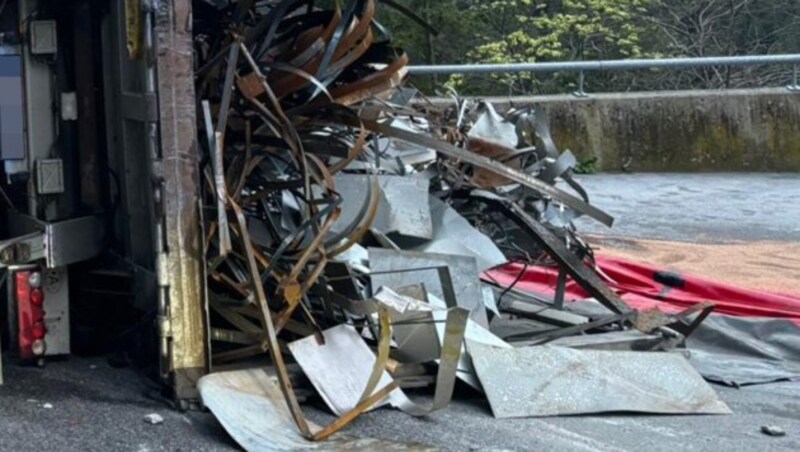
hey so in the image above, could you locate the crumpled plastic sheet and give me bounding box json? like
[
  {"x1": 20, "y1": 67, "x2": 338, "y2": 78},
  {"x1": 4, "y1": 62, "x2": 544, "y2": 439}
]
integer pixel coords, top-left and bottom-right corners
[
  {"x1": 563, "y1": 299, "x2": 800, "y2": 387},
  {"x1": 686, "y1": 315, "x2": 800, "y2": 386}
]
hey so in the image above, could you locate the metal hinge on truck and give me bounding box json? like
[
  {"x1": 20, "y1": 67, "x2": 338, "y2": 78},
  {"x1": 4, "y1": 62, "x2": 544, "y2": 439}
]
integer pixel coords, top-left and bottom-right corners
[{"x1": 156, "y1": 251, "x2": 172, "y2": 342}]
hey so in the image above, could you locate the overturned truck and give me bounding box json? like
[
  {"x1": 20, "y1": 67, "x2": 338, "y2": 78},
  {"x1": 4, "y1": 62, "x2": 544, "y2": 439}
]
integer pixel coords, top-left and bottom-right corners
[
  {"x1": 0, "y1": 0, "x2": 205, "y2": 400},
  {"x1": 1, "y1": 0, "x2": 730, "y2": 448}
]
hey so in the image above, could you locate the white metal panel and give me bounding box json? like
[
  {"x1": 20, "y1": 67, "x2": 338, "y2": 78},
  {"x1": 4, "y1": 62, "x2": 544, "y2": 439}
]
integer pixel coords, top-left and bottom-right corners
[{"x1": 43, "y1": 267, "x2": 70, "y2": 355}]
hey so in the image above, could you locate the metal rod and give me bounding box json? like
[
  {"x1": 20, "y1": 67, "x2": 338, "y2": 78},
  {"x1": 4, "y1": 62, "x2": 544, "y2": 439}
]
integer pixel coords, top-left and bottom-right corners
[
  {"x1": 789, "y1": 64, "x2": 800, "y2": 92},
  {"x1": 573, "y1": 70, "x2": 588, "y2": 98},
  {"x1": 408, "y1": 54, "x2": 800, "y2": 76}
]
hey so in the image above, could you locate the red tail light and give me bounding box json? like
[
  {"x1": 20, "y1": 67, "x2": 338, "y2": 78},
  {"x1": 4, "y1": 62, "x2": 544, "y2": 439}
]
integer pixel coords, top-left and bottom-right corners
[
  {"x1": 32, "y1": 321, "x2": 47, "y2": 340},
  {"x1": 30, "y1": 288, "x2": 44, "y2": 306},
  {"x1": 15, "y1": 270, "x2": 46, "y2": 359}
]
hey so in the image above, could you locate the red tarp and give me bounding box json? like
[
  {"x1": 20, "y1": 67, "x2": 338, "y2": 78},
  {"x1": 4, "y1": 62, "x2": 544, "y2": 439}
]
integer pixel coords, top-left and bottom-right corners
[{"x1": 484, "y1": 255, "x2": 800, "y2": 326}]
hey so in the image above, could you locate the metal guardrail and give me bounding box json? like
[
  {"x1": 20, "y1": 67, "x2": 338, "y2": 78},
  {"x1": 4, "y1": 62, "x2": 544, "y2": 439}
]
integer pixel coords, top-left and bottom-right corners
[{"x1": 407, "y1": 54, "x2": 800, "y2": 96}]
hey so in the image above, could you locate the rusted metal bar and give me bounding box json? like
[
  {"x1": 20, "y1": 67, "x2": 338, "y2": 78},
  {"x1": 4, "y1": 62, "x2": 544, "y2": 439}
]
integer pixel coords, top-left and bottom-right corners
[{"x1": 153, "y1": 0, "x2": 207, "y2": 404}]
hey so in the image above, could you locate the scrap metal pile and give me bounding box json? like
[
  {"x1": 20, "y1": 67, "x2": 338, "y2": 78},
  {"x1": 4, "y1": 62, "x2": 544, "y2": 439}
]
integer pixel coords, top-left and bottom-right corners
[{"x1": 193, "y1": 1, "x2": 729, "y2": 448}]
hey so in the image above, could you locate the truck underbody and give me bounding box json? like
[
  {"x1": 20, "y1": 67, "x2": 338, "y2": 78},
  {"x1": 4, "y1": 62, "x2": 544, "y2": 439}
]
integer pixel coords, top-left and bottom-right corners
[{"x1": 0, "y1": 0, "x2": 205, "y2": 405}]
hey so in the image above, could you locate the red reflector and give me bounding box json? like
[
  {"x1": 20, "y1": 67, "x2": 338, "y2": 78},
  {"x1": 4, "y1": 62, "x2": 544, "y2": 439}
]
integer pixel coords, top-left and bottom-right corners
[
  {"x1": 32, "y1": 321, "x2": 46, "y2": 340},
  {"x1": 30, "y1": 288, "x2": 44, "y2": 306},
  {"x1": 15, "y1": 270, "x2": 47, "y2": 359},
  {"x1": 16, "y1": 271, "x2": 30, "y2": 308}
]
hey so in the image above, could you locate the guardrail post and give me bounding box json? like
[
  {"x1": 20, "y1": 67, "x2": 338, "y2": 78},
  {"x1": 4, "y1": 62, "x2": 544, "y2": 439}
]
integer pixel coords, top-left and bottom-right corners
[
  {"x1": 788, "y1": 64, "x2": 800, "y2": 92},
  {"x1": 572, "y1": 70, "x2": 589, "y2": 98}
]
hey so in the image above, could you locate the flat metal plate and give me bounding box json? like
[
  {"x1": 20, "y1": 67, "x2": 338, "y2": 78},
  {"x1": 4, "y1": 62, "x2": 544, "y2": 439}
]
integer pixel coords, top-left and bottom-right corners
[
  {"x1": 369, "y1": 248, "x2": 488, "y2": 327},
  {"x1": 428, "y1": 298, "x2": 510, "y2": 391},
  {"x1": 379, "y1": 175, "x2": 433, "y2": 242},
  {"x1": 3, "y1": 213, "x2": 104, "y2": 268},
  {"x1": 333, "y1": 174, "x2": 433, "y2": 242},
  {"x1": 288, "y1": 324, "x2": 408, "y2": 416},
  {"x1": 468, "y1": 344, "x2": 731, "y2": 418},
  {"x1": 332, "y1": 174, "x2": 391, "y2": 235},
  {"x1": 409, "y1": 197, "x2": 506, "y2": 272},
  {"x1": 42, "y1": 267, "x2": 70, "y2": 355},
  {"x1": 198, "y1": 369, "x2": 432, "y2": 451},
  {"x1": 45, "y1": 215, "x2": 106, "y2": 268}
]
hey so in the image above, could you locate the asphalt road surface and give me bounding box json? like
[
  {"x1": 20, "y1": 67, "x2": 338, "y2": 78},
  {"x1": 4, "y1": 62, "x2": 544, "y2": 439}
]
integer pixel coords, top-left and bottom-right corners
[
  {"x1": 2, "y1": 173, "x2": 799, "y2": 451},
  {"x1": 573, "y1": 173, "x2": 800, "y2": 243},
  {"x1": 1, "y1": 355, "x2": 799, "y2": 451}
]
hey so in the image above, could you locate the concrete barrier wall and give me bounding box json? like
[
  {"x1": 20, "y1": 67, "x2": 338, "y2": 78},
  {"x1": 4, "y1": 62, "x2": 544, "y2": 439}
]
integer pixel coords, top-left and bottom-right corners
[{"x1": 475, "y1": 89, "x2": 800, "y2": 172}]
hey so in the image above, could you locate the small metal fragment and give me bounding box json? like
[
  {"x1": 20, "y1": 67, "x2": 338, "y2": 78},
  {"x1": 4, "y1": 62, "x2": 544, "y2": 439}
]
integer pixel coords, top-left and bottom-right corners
[{"x1": 143, "y1": 413, "x2": 164, "y2": 425}]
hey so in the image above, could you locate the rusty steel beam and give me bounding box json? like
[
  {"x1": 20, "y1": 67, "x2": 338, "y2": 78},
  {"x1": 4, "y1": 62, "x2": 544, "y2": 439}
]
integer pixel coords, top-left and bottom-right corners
[{"x1": 153, "y1": 0, "x2": 207, "y2": 405}]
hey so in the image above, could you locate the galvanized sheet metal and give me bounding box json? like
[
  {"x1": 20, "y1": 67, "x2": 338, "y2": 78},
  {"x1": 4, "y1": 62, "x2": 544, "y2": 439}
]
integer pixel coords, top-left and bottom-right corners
[
  {"x1": 288, "y1": 324, "x2": 407, "y2": 416},
  {"x1": 469, "y1": 344, "x2": 731, "y2": 418},
  {"x1": 198, "y1": 369, "x2": 434, "y2": 451},
  {"x1": 333, "y1": 174, "x2": 433, "y2": 242},
  {"x1": 369, "y1": 248, "x2": 488, "y2": 327},
  {"x1": 409, "y1": 197, "x2": 507, "y2": 272}
]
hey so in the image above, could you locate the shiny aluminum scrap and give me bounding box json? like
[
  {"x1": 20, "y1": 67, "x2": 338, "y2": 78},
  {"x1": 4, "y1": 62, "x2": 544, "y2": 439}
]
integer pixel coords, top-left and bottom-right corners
[{"x1": 192, "y1": 1, "x2": 725, "y2": 449}]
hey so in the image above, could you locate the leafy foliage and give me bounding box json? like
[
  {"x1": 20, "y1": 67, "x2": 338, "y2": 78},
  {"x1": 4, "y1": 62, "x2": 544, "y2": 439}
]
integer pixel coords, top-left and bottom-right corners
[
  {"x1": 458, "y1": 0, "x2": 654, "y2": 93},
  {"x1": 375, "y1": 0, "x2": 800, "y2": 95}
]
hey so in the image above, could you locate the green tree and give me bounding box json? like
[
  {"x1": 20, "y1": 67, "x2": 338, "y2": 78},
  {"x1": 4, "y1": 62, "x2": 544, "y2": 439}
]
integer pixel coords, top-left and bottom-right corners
[
  {"x1": 376, "y1": 0, "x2": 484, "y2": 93},
  {"x1": 377, "y1": 0, "x2": 800, "y2": 94},
  {"x1": 450, "y1": 0, "x2": 655, "y2": 94}
]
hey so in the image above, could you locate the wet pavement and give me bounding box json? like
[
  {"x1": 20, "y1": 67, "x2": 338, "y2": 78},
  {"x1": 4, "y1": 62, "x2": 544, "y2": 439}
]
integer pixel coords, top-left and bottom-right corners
[
  {"x1": 2, "y1": 355, "x2": 799, "y2": 451},
  {"x1": 573, "y1": 173, "x2": 800, "y2": 243}
]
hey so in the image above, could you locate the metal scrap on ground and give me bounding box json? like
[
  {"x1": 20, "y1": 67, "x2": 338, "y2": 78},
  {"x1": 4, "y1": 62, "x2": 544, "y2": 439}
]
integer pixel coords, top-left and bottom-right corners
[
  {"x1": 468, "y1": 343, "x2": 730, "y2": 418},
  {"x1": 192, "y1": 1, "x2": 728, "y2": 449}
]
